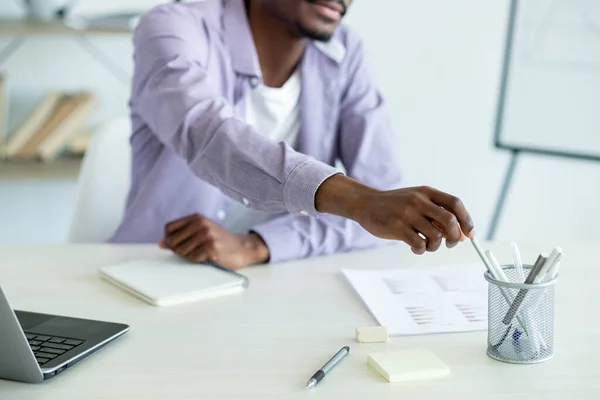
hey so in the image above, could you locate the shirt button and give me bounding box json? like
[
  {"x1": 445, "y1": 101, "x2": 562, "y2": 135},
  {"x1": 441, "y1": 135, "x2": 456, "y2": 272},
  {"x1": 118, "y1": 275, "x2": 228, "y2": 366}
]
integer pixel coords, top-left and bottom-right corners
[
  {"x1": 216, "y1": 210, "x2": 226, "y2": 220},
  {"x1": 242, "y1": 198, "x2": 250, "y2": 206},
  {"x1": 300, "y1": 210, "x2": 309, "y2": 216},
  {"x1": 250, "y1": 77, "x2": 259, "y2": 87}
]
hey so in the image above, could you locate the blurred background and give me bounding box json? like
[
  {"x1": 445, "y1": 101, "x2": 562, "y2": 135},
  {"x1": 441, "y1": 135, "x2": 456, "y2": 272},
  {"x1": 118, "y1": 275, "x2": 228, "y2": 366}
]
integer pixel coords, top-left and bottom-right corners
[{"x1": 0, "y1": 0, "x2": 598, "y2": 245}]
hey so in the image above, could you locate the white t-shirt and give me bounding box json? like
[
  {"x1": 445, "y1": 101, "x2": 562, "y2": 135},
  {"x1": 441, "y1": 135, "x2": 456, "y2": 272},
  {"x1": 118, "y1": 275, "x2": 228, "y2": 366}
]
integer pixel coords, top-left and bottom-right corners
[{"x1": 220, "y1": 69, "x2": 302, "y2": 234}]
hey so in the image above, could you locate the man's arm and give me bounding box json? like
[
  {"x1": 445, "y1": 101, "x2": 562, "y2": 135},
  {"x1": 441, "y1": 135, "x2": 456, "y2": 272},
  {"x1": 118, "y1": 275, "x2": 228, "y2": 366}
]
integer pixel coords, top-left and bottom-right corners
[
  {"x1": 250, "y1": 36, "x2": 403, "y2": 263},
  {"x1": 253, "y1": 34, "x2": 476, "y2": 260},
  {"x1": 135, "y1": 6, "x2": 474, "y2": 253},
  {"x1": 132, "y1": 5, "x2": 339, "y2": 217}
]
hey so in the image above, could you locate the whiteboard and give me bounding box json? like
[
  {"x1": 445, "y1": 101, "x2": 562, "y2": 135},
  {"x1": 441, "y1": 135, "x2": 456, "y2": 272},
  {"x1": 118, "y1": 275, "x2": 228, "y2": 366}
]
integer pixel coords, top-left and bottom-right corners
[{"x1": 498, "y1": 0, "x2": 600, "y2": 158}]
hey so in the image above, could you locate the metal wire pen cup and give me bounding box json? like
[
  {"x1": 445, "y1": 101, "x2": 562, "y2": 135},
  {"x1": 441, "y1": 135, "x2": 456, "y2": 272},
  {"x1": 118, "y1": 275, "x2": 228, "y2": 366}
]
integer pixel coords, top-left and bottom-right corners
[{"x1": 484, "y1": 265, "x2": 558, "y2": 364}]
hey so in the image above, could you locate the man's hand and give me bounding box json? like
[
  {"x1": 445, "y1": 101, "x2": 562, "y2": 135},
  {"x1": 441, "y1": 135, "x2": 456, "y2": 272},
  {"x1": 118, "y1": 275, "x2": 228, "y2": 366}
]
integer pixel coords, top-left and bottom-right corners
[
  {"x1": 159, "y1": 214, "x2": 270, "y2": 270},
  {"x1": 315, "y1": 176, "x2": 475, "y2": 255}
]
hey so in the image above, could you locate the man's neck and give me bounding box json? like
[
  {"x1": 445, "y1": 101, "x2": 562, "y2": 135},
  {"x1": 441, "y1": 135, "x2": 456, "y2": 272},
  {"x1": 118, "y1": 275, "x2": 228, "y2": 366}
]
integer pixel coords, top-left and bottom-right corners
[{"x1": 247, "y1": 2, "x2": 306, "y2": 88}]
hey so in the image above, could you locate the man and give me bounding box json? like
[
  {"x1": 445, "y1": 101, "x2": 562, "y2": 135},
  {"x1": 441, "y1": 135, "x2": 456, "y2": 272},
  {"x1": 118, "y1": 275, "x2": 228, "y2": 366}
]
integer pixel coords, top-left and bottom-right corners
[{"x1": 109, "y1": 0, "x2": 475, "y2": 268}]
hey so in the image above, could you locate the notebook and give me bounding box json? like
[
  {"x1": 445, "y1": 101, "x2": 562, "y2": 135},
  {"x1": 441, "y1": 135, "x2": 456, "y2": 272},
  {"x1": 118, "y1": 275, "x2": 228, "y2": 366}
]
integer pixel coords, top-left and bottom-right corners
[{"x1": 99, "y1": 256, "x2": 249, "y2": 306}]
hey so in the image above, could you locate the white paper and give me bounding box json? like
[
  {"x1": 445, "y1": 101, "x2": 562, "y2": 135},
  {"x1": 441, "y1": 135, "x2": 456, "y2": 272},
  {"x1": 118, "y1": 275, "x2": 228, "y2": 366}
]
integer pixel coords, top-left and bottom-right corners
[{"x1": 342, "y1": 264, "x2": 488, "y2": 335}]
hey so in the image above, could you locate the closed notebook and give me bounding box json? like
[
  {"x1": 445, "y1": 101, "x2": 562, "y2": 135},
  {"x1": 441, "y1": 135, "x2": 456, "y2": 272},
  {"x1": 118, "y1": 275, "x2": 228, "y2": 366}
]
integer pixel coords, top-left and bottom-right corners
[{"x1": 99, "y1": 256, "x2": 249, "y2": 306}]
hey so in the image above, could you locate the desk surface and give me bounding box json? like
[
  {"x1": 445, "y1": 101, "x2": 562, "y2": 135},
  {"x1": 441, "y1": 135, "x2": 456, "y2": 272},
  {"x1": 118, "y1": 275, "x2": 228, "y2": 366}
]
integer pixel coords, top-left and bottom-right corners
[{"x1": 0, "y1": 242, "x2": 597, "y2": 399}]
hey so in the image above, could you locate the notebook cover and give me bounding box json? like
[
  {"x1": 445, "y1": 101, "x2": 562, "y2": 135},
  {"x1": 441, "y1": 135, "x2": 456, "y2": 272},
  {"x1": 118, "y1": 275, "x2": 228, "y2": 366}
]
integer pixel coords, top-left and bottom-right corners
[{"x1": 99, "y1": 257, "x2": 248, "y2": 307}]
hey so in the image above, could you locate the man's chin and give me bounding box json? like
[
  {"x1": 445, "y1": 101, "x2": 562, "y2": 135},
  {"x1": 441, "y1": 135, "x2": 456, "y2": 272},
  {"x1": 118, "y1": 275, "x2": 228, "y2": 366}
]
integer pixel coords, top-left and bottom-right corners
[{"x1": 297, "y1": 24, "x2": 335, "y2": 42}]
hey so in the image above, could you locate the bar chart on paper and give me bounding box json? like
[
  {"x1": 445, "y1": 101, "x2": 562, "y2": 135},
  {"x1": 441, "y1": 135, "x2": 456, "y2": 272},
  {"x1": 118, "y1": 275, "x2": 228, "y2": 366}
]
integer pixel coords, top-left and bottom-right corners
[{"x1": 342, "y1": 265, "x2": 488, "y2": 335}]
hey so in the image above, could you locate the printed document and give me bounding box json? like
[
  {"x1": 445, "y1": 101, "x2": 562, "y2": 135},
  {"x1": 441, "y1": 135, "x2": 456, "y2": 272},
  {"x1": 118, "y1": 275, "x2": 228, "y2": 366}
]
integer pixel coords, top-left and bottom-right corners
[{"x1": 342, "y1": 264, "x2": 488, "y2": 335}]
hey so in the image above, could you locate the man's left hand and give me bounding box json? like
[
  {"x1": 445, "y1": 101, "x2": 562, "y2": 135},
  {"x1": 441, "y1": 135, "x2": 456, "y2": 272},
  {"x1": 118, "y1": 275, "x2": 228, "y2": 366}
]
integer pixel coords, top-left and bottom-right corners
[{"x1": 159, "y1": 214, "x2": 270, "y2": 270}]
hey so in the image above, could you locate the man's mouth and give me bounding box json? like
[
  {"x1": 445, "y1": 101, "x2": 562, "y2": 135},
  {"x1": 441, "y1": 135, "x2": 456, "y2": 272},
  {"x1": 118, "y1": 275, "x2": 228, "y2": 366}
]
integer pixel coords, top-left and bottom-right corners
[
  {"x1": 306, "y1": 0, "x2": 347, "y2": 19},
  {"x1": 312, "y1": 0, "x2": 345, "y2": 14}
]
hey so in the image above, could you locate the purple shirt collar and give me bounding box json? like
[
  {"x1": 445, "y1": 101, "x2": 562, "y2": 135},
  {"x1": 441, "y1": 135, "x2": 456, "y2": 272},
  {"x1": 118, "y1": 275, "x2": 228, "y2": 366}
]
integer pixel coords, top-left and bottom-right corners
[{"x1": 223, "y1": 0, "x2": 347, "y2": 80}]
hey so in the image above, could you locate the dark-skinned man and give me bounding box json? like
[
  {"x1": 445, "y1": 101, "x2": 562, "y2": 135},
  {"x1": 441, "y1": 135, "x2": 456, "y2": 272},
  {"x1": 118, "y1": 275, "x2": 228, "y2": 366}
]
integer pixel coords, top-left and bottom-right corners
[{"x1": 109, "y1": 0, "x2": 475, "y2": 269}]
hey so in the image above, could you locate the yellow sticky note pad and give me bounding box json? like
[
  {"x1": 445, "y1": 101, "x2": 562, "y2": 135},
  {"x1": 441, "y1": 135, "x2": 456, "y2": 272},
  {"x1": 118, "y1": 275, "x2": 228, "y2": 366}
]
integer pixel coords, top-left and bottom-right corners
[{"x1": 367, "y1": 348, "x2": 450, "y2": 383}]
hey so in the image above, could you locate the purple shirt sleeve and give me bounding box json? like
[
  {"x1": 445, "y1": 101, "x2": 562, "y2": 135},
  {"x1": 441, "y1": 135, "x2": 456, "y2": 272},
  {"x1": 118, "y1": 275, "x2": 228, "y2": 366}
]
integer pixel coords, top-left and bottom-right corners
[
  {"x1": 252, "y1": 36, "x2": 404, "y2": 263},
  {"x1": 131, "y1": 6, "x2": 340, "y2": 217}
]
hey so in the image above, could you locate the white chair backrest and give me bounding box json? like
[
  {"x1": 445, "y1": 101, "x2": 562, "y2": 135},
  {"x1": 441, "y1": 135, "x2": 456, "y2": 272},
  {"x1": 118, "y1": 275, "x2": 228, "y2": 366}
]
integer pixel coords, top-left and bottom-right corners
[{"x1": 68, "y1": 117, "x2": 131, "y2": 243}]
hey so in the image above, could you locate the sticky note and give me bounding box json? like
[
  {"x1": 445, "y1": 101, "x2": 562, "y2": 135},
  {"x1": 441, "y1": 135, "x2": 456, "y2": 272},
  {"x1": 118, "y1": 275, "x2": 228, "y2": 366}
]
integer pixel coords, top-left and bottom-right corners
[
  {"x1": 355, "y1": 326, "x2": 388, "y2": 343},
  {"x1": 367, "y1": 348, "x2": 450, "y2": 383}
]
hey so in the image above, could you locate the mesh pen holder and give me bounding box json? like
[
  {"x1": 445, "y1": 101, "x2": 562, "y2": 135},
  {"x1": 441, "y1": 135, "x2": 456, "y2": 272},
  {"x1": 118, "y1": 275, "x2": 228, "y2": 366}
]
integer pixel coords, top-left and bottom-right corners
[{"x1": 485, "y1": 265, "x2": 558, "y2": 364}]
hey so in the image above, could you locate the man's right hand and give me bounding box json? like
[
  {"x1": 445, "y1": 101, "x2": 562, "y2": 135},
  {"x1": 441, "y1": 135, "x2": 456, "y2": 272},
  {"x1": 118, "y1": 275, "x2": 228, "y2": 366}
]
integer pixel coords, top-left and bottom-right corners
[{"x1": 315, "y1": 175, "x2": 475, "y2": 255}]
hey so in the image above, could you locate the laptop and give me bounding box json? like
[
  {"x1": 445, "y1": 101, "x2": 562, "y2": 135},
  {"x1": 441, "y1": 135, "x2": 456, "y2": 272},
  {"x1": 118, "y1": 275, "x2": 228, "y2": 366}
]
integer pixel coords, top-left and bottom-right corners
[{"x1": 0, "y1": 285, "x2": 129, "y2": 383}]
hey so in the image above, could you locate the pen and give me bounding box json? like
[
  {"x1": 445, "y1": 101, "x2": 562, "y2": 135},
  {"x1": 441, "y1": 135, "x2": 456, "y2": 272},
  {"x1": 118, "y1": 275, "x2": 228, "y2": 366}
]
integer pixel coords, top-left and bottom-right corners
[
  {"x1": 501, "y1": 254, "x2": 547, "y2": 326},
  {"x1": 491, "y1": 254, "x2": 548, "y2": 352},
  {"x1": 306, "y1": 346, "x2": 349, "y2": 389},
  {"x1": 511, "y1": 242, "x2": 525, "y2": 283}
]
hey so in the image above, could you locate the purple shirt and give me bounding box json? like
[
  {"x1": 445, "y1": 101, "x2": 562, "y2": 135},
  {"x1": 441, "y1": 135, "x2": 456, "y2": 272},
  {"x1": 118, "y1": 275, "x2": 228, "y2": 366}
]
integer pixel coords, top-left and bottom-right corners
[{"x1": 109, "y1": 0, "x2": 403, "y2": 263}]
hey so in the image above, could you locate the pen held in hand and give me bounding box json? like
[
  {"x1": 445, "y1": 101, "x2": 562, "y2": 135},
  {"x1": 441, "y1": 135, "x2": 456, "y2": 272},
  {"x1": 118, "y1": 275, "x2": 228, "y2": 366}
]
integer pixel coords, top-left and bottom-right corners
[{"x1": 470, "y1": 238, "x2": 494, "y2": 274}]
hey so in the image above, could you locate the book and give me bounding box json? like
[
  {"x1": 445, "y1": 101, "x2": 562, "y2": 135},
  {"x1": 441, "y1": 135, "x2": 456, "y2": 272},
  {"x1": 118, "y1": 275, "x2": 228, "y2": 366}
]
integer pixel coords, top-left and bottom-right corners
[
  {"x1": 37, "y1": 92, "x2": 98, "y2": 161},
  {"x1": 67, "y1": 127, "x2": 94, "y2": 155},
  {"x1": 99, "y1": 256, "x2": 249, "y2": 307},
  {"x1": 3, "y1": 91, "x2": 63, "y2": 158},
  {"x1": 10, "y1": 94, "x2": 76, "y2": 160}
]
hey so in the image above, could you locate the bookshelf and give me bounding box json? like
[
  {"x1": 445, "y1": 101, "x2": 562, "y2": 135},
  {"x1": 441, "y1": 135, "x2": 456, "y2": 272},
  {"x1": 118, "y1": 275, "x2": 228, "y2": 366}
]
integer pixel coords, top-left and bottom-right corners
[
  {"x1": 0, "y1": 19, "x2": 132, "y2": 37},
  {"x1": 0, "y1": 17, "x2": 132, "y2": 180}
]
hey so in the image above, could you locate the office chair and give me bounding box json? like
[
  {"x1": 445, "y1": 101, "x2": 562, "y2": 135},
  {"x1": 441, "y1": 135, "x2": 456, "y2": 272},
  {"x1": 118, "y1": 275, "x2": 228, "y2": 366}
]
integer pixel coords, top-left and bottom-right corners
[{"x1": 68, "y1": 117, "x2": 131, "y2": 243}]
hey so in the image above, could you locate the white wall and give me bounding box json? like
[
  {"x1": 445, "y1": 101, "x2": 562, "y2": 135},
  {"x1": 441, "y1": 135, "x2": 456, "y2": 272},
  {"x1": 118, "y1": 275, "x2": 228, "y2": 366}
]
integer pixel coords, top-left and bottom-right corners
[{"x1": 1, "y1": 0, "x2": 598, "y2": 245}]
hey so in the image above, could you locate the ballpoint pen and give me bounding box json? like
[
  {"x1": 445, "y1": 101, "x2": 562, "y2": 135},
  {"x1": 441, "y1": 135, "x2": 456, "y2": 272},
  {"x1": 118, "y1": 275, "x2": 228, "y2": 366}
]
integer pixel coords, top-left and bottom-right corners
[{"x1": 306, "y1": 346, "x2": 349, "y2": 389}]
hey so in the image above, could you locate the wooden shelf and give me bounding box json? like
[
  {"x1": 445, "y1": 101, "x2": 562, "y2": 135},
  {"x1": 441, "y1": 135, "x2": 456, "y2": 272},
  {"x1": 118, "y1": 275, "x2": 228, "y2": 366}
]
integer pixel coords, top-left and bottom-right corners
[
  {"x1": 0, "y1": 19, "x2": 133, "y2": 37},
  {"x1": 0, "y1": 158, "x2": 82, "y2": 180}
]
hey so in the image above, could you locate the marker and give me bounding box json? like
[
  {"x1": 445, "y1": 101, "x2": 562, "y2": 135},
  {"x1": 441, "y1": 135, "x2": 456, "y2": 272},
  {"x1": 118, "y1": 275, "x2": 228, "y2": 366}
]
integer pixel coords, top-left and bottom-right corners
[
  {"x1": 525, "y1": 252, "x2": 563, "y2": 316},
  {"x1": 306, "y1": 346, "x2": 349, "y2": 389},
  {"x1": 470, "y1": 238, "x2": 494, "y2": 274},
  {"x1": 535, "y1": 247, "x2": 562, "y2": 283},
  {"x1": 511, "y1": 242, "x2": 525, "y2": 283},
  {"x1": 485, "y1": 249, "x2": 509, "y2": 283},
  {"x1": 543, "y1": 252, "x2": 562, "y2": 282}
]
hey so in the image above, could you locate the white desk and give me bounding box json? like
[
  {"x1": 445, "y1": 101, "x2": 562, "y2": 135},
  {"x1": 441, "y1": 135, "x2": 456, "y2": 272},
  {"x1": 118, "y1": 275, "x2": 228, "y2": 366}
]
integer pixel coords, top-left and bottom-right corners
[{"x1": 0, "y1": 242, "x2": 598, "y2": 399}]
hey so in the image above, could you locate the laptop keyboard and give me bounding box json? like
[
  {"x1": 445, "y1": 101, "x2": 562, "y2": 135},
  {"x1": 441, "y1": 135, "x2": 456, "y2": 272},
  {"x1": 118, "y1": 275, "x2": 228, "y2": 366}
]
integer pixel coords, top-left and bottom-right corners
[{"x1": 24, "y1": 333, "x2": 85, "y2": 366}]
